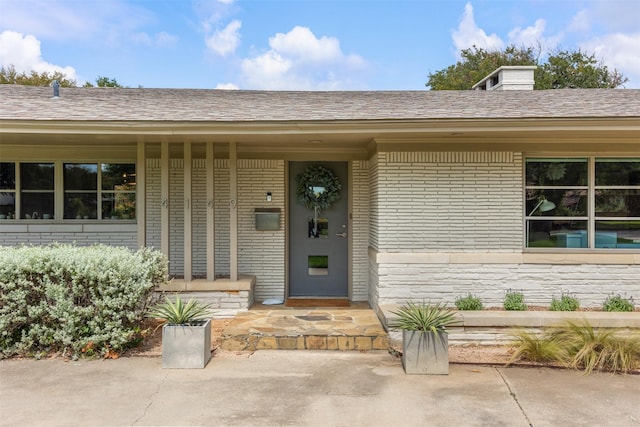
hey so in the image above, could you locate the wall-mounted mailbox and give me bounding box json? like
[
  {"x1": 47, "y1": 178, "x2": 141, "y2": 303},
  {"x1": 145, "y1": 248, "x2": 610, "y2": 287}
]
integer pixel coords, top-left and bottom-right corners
[{"x1": 255, "y1": 208, "x2": 281, "y2": 231}]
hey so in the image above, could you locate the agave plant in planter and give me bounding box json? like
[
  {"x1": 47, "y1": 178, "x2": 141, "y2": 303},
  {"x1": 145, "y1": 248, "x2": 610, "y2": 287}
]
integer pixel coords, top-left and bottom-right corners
[
  {"x1": 389, "y1": 301, "x2": 458, "y2": 375},
  {"x1": 147, "y1": 295, "x2": 213, "y2": 369}
]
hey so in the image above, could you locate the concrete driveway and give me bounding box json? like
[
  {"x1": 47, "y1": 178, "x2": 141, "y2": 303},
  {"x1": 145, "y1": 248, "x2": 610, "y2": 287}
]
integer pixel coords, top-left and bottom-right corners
[{"x1": 1, "y1": 351, "x2": 638, "y2": 426}]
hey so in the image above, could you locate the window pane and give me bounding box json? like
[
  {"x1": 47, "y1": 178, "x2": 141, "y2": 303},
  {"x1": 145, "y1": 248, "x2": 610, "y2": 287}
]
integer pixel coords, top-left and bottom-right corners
[
  {"x1": 64, "y1": 164, "x2": 97, "y2": 190},
  {"x1": 527, "y1": 220, "x2": 588, "y2": 248},
  {"x1": 596, "y1": 159, "x2": 640, "y2": 186},
  {"x1": 21, "y1": 193, "x2": 54, "y2": 219},
  {"x1": 21, "y1": 163, "x2": 54, "y2": 190},
  {"x1": 0, "y1": 163, "x2": 15, "y2": 189},
  {"x1": 0, "y1": 192, "x2": 15, "y2": 218},
  {"x1": 596, "y1": 189, "x2": 640, "y2": 217},
  {"x1": 64, "y1": 193, "x2": 97, "y2": 219},
  {"x1": 526, "y1": 189, "x2": 587, "y2": 216},
  {"x1": 102, "y1": 164, "x2": 136, "y2": 190},
  {"x1": 102, "y1": 193, "x2": 136, "y2": 219},
  {"x1": 308, "y1": 256, "x2": 328, "y2": 276},
  {"x1": 526, "y1": 159, "x2": 588, "y2": 186},
  {"x1": 596, "y1": 221, "x2": 640, "y2": 248}
]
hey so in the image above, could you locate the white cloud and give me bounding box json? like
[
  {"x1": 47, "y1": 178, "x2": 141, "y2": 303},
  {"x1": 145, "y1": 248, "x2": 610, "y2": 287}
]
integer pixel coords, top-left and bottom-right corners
[
  {"x1": 580, "y1": 32, "x2": 640, "y2": 88},
  {"x1": 206, "y1": 19, "x2": 242, "y2": 56},
  {"x1": 452, "y1": 3, "x2": 504, "y2": 54},
  {"x1": 568, "y1": 10, "x2": 590, "y2": 32},
  {"x1": 215, "y1": 82, "x2": 239, "y2": 90},
  {"x1": 0, "y1": 30, "x2": 77, "y2": 80},
  {"x1": 239, "y1": 26, "x2": 366, "y2": 90},
  {"x1": 132, "y1": 31, "x2": 178, "y2": 48}
]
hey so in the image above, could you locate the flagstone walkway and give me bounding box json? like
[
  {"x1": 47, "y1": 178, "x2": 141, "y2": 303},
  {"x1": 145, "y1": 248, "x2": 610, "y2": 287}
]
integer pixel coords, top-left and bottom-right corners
[{"x1": 220, "y1": 303, "x2": 389, "y2": 351}]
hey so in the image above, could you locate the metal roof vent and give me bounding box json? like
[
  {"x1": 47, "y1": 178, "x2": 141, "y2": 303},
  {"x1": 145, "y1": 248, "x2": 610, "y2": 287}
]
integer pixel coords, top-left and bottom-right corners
[{"x1": 52, "y1": 80, "x2": 60, "y2": 98}]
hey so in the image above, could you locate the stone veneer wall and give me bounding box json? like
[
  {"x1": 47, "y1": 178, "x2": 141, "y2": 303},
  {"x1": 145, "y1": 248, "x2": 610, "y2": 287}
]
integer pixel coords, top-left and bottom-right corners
[{"x1": 369, "y1": 151, "x2": 640, "y2": 310}]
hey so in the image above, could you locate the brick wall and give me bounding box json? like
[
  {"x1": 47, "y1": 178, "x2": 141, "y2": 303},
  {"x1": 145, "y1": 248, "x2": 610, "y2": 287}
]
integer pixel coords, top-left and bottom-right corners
[
  {"x1": 369, "y1": 151, "x2": 639, "y2": 309},
  {"x1": 237, "y1": 159, "x2": 286, "y2": 301},
  {"x1": 351, "y1": 160, "x2": 369, "y2": 301},
  {"x1": 374, "y1": 151, "x2": 522, "y2": 251},
  {"x1": 0, "y1": 224, "x2": 137, "y2": 249}
]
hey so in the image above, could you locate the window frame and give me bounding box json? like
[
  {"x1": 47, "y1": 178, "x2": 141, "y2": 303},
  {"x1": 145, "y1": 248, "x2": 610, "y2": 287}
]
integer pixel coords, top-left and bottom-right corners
[
  {"x1": 525, "y1": 156, "x2": 640, "y2": 250},
  {"x1": 0, "y1": 160, "x2": 136, "y2": 222}
]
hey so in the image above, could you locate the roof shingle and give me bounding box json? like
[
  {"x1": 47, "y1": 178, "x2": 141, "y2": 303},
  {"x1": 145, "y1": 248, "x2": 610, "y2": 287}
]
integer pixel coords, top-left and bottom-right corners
[{"x1": 1, "y1": 85, "x2": 639, "y2": 122}]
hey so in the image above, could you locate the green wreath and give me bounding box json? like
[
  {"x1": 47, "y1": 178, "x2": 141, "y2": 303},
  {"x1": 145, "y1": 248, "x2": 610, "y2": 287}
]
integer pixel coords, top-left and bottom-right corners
[{"x1": 296, "y1": 165, "x2": 342, "y2": 211}]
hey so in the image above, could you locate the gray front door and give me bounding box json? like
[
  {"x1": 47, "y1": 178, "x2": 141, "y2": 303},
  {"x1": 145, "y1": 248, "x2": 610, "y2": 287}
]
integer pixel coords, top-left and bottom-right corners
[{"x1": 289, "y1": 161, "x2": 348, "y2": 297}]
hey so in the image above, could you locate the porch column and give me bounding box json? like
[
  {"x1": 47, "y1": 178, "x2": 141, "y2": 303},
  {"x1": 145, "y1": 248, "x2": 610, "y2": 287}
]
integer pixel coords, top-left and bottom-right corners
[
  {"x1": 229, "y1": 141, "x2": 238, "y2": 281},
  {"x1": 206, "y1": 142, "x2": 215, "y2": 280},
  {"x1": 136, "y1": 138, "x2": 146, "y2": 248},
  {"x1": 183, "y1": 141, "x2": 192, "y2": 282},
  {"x1": 160, "y1": 139, "x2": 170, "y2": 259}
]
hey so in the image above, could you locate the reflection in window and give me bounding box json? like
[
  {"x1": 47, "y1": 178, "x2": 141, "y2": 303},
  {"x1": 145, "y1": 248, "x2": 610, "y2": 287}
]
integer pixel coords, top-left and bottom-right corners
[
  {"x1": 526, "y1": 158, "x2": 640, "y2": 249},
  {"x1": 64, "y1": 164, "x2": 98, "y2": 219},
  {"x1": 21, "y1": 163, "x2": 54, "y2": 219},
  {"x1": 0, "y1": 163, "x2": 16, "y2": 219},
  {"x1": 101, "y1": 164, "x2": 136, "y2": 219},
  {"x1": 308, "y1": 217, "x2": 328, "y2": 238},
  {"x1": 308, "y1": 256, "x2": 328, "y2": 276}
]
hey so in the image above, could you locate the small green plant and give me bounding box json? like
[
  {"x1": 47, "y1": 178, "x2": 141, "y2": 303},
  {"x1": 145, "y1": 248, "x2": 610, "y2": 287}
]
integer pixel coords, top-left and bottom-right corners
[
  {"x1": 602, "y1": 293, "x2": 635, "y2": 312},
  {"x1": 504, "y1": 289, "x2": 527, "y2": 311},
  {"x1": 549, "y1": 293, "x2": 580, "y2": 311},
  {"x1": 147, "y1": 295, "x2": 213, "y2": 325},
  {"x1": 389, "y1": 301, "x2": 458, "y2": 334},
  {"x1": 455, "y1": 293, "x2": 484, "y2": 310}
]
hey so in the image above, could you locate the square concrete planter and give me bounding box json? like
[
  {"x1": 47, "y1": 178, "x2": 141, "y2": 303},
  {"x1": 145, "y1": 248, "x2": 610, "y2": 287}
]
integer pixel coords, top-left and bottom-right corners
[
  {"x1": 162, "y1": 319, "x2": 212, "y2": 369},
  {"x1": 402, "y1": 330, "x2": 449, "y2": 375}
]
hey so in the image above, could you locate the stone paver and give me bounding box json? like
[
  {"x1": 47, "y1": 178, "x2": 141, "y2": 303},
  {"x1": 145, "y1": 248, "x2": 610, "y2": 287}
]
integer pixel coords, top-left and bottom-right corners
[{"x1": 221, "y1": 305, "x2": 388, "y2": 351}]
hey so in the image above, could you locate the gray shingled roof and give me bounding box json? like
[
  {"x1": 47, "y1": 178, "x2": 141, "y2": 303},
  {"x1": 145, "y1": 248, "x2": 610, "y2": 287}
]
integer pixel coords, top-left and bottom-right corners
[{"x1": 1, "y1": 84, "x2": 639, "y2": 122}]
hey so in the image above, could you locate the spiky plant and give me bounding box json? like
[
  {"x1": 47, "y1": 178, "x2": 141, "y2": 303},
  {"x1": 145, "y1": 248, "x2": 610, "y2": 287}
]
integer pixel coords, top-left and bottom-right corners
[
  {"x1": 507, "y1": 330, "x2": 568, "y2": 366},
  {"x1": 389, "y1": 301, "x2": 458, "y2": 334},
  {"x1": 549, "y1": 321, "x2": 640, "y2": 374},
  {"x1": 147, "y1": 295, "x2": 213, "y2": 325}
]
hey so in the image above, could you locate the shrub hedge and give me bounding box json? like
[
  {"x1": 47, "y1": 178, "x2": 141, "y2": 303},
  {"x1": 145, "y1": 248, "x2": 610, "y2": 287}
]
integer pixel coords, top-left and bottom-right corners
[{"x1": 0, "y1": 244, "x2": 167, "y2": 359}]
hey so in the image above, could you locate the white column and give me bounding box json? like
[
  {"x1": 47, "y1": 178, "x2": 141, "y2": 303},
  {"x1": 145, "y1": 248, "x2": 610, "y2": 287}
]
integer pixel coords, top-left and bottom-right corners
[
  {"x1": 229, "y1": 142, "x2": 238, "y2": 281},
  {"x1": 206, "y1": 142, "x2": 215, "y2": 281},
  {"x1": 184, "y1": 141, "x2": 192, "y2": 282},
  {"x1": 136, "y1": 138, "x2": 146, "y2": 248},
  {"x1": 160, "y1": 139, "x2": 170, "y2": 259}
]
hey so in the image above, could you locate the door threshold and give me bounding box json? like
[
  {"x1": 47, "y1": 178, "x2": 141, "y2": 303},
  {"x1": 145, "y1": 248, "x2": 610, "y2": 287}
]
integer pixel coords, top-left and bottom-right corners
[{"x1": 285, "y1": 298, "x2": 350, "y2": 308}]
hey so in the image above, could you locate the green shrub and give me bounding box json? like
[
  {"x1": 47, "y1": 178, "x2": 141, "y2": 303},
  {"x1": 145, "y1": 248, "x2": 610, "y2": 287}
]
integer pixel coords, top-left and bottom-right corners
[
  {"x1": 602, "y1": 293, "x2": 635, "y2": 312},
  {"x1": 504, "y1": 289, "x2": 527, "y2": 311},
  {"x1": 389, "y1": 301, "x2": 458, "y2": 334},
  {"x1": 0, "y1": 244, "x2": 167, "y2": 359},
  {"x1": 549, "y1": 293, "x2": 580, "y2": 311},
  {"x1": 455, "y1": 293, "x2": 484, "y2": 310}
]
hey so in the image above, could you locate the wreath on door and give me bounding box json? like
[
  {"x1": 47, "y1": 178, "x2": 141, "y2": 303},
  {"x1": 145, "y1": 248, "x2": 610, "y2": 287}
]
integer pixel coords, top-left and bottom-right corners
[{"x1": 295, "y1": 165, "x2": 342, "y2": 212}]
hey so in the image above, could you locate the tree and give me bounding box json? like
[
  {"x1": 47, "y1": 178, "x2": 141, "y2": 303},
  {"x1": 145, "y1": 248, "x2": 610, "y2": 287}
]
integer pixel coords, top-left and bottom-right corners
[
  {"x1": 83, "y1": 76, "x2": 124, "y2": 88},
  {"x1": 427, "y1": 45, "x2": 538, "y2": 90},
  {"x1": 426, "y1": 45, "x2": 628, "y2": 90},
  {"x1": 536, "y1": 49, "x2": 627, "y2": 89},
  {"x1": 0, "y1": 64, "x2": 77, "y2": 87}
]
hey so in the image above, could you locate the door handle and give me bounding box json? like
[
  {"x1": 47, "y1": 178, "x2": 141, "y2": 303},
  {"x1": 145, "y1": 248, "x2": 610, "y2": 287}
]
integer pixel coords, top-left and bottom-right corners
[{"x1": 336, "y1": 232, "x2": 347, "y2": 238}]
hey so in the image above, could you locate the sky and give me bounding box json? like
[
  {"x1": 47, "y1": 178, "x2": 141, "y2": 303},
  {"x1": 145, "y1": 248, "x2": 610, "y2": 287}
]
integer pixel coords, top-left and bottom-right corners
[{"x1": 0, "y1": 0, "x2": 639, "y2": 90}]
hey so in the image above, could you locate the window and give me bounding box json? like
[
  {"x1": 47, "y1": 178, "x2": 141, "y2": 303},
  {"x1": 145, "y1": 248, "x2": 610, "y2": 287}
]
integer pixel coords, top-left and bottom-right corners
[
  {"x1": 0, "y1": 162, "x2": 16, "y2": 219},
  {"x1": 21, "y1": 163, "x2": 54, "y2": 220},
  {"x1": 0, "y1": 162, "x2": 135, "y2": 221},
  {"x1": 526, "y1": 158, "x2": 640, "y2": 249}
]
